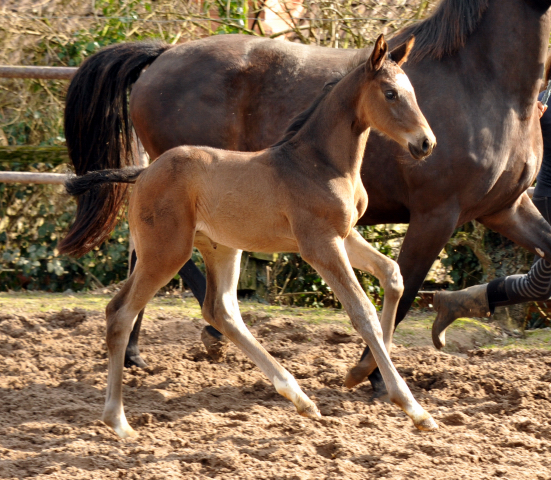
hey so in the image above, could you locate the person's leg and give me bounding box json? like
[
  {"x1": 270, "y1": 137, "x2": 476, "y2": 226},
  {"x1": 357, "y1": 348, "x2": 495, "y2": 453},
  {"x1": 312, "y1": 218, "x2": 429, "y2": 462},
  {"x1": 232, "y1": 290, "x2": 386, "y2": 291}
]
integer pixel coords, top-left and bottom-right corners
[{"x1": 432, "y1": 197, "x2": 551, "y2": 349}]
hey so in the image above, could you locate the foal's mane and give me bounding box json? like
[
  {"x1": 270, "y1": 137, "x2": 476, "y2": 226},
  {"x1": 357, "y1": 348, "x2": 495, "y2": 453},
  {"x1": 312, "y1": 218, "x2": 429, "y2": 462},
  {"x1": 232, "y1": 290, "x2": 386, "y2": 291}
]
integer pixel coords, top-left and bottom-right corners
[
  {"x1": 393, "y1": 0, "x2": 490, "y2": 63},
  {"x1": 272, "y1": 47, "x2": 381, "y2": 148},
  {"x1": 271, "y1": 77, "x2": 342, "y2": 148}
]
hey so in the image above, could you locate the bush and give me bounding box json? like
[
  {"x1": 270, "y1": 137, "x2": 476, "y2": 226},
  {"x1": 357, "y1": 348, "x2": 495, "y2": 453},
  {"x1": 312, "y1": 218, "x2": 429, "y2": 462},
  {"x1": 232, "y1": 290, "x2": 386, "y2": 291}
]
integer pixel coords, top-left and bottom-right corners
[{"x1": 0, "y1": 159, "x2": 130, "y2": 291}]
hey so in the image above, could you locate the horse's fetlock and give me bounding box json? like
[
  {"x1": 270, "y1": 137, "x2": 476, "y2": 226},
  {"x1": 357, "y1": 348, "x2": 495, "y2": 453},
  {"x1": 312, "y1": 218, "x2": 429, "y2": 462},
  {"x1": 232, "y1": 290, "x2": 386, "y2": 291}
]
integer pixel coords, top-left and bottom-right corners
[
  {"x1": 201, "y1": 304, "x2": 216, "y2": 325},
  {"x1": 387, "y1": 391, "x2": 402, "y2": 408}
]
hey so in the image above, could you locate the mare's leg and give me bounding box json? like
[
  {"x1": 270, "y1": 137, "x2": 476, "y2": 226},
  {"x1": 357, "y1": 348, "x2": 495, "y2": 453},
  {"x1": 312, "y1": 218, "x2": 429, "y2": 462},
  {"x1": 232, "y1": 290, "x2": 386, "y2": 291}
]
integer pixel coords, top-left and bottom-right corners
[
  {"x1": 179, "y1": 259, "x2": 207, "y2": 305},
  {"x1": 349, "y1": 210, "x2": 459, "y2": 391},
  {"x1": 478, "y1": 192, "x2": 551, "y2": 259},
  {"x1": 195, "y1": 235, "x2": 320, "y2": 418},
  {"x1": 342, "y1": 229, "x2": 404, "y2": 389},
  {"x1": 297, "y1": 232, "x2": 436, "y2": 430}
]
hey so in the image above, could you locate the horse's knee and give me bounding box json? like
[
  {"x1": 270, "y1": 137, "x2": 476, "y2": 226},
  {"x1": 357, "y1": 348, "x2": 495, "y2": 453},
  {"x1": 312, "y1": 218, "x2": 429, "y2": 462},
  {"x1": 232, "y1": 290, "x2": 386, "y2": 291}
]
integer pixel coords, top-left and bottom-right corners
[{"x1": 383, "y1": 263, "x2": 403, "y2": 298}]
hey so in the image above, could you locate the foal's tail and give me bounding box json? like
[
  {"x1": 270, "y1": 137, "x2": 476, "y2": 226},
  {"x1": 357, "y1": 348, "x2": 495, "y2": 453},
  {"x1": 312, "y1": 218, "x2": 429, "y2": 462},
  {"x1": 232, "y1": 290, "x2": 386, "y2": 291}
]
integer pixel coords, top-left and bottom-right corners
[
  {"x1": 65, "y1": 167, "x2": 145, "y2": 196},
  {"x1": 61, "y1": 41, "x2": 171, "y2": 257},
  {"x1": 58, "y1": 167, "x2": 146, "y2": 256}
]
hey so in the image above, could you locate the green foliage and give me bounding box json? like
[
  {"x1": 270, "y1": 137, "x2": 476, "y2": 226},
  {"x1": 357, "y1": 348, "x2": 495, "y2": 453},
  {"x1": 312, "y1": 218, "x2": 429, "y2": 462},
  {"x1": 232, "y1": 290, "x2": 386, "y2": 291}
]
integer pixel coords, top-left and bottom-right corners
[
  {"x1": 269, "y1": 253, "x2": 337, "y2": 308},
  {"x1": 40, "y1": 0, "x2": 161, "y2": 67},
  {"x1": 207, "y1": 0, "x2": 249, "y2": 34},
  {"x1": 0, "y1": 162, "x2": 129, "y2": 292}
]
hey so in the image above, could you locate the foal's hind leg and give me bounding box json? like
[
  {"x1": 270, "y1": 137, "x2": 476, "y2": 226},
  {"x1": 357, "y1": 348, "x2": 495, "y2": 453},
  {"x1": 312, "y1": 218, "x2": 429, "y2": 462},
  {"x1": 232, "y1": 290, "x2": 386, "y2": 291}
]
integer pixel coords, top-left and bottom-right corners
[
  {"x1": 195, "y1": 235, "x2": 320, "y2": 418},
  {"x1": 342, "y1": 229, "x2": 403, "y2": 390},
  {"x1": 103, "y1": 248, "x2": 192, "y2": 438},
  {"x1": 124, "y1": 250, "x2": 148, "y2": 369},
  {"x1": 124, "y1": 254, "x2": 217, "y2": 368},
  {"x1": 297, "y1": 232, "x2": 436, "y2": 430}
]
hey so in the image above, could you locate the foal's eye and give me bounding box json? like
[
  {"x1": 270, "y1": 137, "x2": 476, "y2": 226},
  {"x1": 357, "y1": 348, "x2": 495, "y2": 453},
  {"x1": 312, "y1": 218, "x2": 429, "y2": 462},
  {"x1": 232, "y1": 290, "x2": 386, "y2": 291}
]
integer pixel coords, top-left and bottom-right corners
[{"x1": 385, "y1": 90, "x2": 397, "y2": 100}]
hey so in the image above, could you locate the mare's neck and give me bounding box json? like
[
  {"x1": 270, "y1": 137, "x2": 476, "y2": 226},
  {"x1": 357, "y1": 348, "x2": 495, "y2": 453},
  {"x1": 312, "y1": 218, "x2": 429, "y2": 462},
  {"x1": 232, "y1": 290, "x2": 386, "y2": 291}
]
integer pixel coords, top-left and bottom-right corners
[
  {"x1": 464, "y1": 0, "x2": 551, "y2": 116},
  {"x1": 283, "y1": 67, "x2": 370, "y2": 178}
]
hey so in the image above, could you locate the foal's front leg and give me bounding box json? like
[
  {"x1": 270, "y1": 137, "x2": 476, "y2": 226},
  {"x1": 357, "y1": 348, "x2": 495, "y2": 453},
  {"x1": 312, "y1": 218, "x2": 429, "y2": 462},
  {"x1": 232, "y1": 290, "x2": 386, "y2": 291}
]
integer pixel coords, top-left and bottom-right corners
[
  {"x1": 343, "y1": 229, "x2": 403, "y2": 389},
  {"x1": 195, "y1": 236, "x2": 320, "y2": 418},
  {"x1": 298, "y1": 233, "x2": 436, "y2": 431}
]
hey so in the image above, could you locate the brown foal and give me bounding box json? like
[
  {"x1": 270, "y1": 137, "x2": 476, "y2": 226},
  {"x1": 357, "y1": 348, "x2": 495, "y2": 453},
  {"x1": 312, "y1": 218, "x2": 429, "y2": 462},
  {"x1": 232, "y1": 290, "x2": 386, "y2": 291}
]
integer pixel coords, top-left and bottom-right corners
[{"x1": 61, "y1": 35, "x2": 436, "y2": 438}]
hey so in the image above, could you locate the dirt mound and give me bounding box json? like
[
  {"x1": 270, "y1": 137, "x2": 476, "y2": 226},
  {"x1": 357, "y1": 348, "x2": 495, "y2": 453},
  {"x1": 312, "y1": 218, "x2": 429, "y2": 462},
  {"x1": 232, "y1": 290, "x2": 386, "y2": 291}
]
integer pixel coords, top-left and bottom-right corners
[{"x1": 1, "y1": 306, "x2": 550, "y2": 479}]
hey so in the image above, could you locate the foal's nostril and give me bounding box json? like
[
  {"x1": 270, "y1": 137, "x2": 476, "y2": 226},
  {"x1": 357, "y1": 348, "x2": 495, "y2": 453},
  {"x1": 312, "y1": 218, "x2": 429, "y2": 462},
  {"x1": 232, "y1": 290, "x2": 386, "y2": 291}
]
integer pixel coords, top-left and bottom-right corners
[{"x1": 422, "y1": 138, "x2": 430, "y2": 154}]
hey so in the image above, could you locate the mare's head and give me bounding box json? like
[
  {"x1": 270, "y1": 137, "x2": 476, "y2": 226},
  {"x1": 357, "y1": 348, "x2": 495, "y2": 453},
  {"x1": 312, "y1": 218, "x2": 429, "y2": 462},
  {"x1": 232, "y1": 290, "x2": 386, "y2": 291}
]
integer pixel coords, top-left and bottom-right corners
[{"x1": 359, "y1": 34, "x2": 436, "y2": 160}]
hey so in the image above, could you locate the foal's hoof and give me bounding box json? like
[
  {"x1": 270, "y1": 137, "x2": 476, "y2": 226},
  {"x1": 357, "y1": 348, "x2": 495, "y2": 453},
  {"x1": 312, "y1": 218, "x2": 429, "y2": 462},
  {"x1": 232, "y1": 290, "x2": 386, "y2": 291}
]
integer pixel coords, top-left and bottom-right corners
[
  {"x1": 201, "y1": 326, "x2": 230, "y2": 363},
  {"x1": 103, "y1": 415, "x2": 138, "y2": 439},
  {"x1": 414, "y1": 415, "x2": 438, "y2": 432},
  {"x1": 124, "y1": 354, "x2": 148, "y2": 369},
  {"x1": 297, "y1": 402, "x2": 322, "y2": 419},
  {"x1": 344, "y1": 365, "x2": 368, "y2": 389},
  {"x1": 114, "y1": 424, "x2": 139, "y2": 439}
]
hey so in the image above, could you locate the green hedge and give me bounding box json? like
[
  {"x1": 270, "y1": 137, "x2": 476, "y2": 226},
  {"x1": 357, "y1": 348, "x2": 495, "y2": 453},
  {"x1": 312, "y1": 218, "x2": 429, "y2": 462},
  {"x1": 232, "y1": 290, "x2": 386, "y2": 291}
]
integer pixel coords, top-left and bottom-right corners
[{"x1": 1, "y1": 158, "x2": 130, "y2": 291}]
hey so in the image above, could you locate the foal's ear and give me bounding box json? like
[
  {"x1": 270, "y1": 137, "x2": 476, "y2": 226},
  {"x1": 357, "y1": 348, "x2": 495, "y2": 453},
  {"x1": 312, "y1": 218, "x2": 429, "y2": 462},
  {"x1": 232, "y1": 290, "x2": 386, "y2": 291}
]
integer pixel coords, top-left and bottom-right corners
[
  {"x1": 369, "y1": 34, "x2": 388, "y2": 73},
  {"x1": 390, "y1": 36, "x2": 415, "y2": 67}
]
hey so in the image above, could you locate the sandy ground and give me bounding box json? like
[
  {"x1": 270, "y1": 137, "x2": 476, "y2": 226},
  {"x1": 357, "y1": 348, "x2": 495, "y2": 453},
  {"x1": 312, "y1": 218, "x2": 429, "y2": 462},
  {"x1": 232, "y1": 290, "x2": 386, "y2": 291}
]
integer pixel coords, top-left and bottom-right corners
[{"x1": 0, "y1": 293, "x2": 551, "y2": 479}]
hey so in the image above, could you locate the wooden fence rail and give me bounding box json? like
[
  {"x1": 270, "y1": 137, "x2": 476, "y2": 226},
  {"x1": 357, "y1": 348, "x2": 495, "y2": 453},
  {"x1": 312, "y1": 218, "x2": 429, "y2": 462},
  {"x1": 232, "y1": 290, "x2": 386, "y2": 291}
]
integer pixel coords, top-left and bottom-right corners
[
  {"x1": 0, "y1": 66, "x2": 76, "y2": 80},
  {"x1": 0, "y1": 171, "x2": 69, "y2": 184},
  {"x1": 0, "y1": 65, "x2": 148, "y2": 187},
  {"x1": 0, "y1": 66, "x2": 76, "y2": 184}
]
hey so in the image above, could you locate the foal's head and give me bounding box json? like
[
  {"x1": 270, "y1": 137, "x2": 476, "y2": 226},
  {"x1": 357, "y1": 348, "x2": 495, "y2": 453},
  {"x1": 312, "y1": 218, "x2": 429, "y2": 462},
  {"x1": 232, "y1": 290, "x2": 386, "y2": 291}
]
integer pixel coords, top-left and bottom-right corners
[{"x1": 359, "y1": 35, "x2": 436, "y2": 160}]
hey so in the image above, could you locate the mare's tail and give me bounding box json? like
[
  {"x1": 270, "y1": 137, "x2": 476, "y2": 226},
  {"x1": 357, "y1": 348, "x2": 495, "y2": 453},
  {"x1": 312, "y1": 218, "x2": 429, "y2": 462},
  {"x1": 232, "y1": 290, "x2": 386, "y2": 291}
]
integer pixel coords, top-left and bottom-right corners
[
  {"x1": 58, "y1": 167, "x2": 145, "y2": 253},
  {"x1": 58, "y1": 167, "x2": 146, "y2": 256},
  {"x1": 61, "y1": 41, "x2": 171, "y2": 257}
]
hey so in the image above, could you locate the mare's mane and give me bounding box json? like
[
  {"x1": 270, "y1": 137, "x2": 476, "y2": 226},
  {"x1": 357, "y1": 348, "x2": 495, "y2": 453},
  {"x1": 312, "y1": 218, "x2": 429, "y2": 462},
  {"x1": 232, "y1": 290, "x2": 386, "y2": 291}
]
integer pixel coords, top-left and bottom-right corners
[{"x1": 393, "y1": 0, "x2": 490, "y2": 63}]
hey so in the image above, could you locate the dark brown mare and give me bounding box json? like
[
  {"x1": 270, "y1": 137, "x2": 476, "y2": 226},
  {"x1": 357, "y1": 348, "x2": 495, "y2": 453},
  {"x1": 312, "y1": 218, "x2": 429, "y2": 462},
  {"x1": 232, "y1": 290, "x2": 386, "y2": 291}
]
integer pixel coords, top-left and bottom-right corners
[
  {"x1": 61, "y1": 36, "x2": 438, "y2": 437},
  {"x1": 61, "y1": 0, "x2": 551, "y2": 394}
]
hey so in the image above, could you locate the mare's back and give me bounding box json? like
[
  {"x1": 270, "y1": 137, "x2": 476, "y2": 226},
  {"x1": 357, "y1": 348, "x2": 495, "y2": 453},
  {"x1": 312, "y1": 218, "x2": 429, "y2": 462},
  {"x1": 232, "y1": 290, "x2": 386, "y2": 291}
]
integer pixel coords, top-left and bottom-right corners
[{"x1": 130, "y1": 35, "x2": 356, "y2": 156}]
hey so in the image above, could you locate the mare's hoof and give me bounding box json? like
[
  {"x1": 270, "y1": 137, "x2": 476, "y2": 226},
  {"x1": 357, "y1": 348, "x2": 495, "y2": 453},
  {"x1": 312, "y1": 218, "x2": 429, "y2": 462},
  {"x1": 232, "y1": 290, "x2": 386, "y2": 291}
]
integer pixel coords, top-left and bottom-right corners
[
  {"x1": 124, "y1": 354, "x2": 148, "y2": 369},
  {"x1": 414, "y1": 415, "x2": 438, "y2": 432},
  {"x1": 201, "y1": 326, "x2": 230, "y2": 363},
  {"x1": 369, "y1": 391, "x2": 391, "y2": 404},
  {"x1": 431, "y1": 324, "x2": 446, "y2": 350},
  {"x1": 344, "y1": 365, "x2": 368, "y2": 389}
]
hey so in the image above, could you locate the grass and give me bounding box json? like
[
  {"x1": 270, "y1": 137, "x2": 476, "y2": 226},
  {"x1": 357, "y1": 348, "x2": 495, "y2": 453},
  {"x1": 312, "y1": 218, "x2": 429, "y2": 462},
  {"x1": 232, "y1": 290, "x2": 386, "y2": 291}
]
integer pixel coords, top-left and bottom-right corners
[
  {"x1": 481, "y1": 328, "x2": 551, "y2": 351},
  {"x1": 1, "y1": 291, "x2": 549, "y2": 350},
  {"x1": 0, "y1": 291, "x2": 350, "y2": 326}
]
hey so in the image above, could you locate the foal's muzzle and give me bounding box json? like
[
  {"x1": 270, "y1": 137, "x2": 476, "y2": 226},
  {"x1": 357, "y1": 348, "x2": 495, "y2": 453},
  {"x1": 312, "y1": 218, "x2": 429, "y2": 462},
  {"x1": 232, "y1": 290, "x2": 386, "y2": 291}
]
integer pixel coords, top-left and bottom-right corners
[{"x1": 408, "y1": 136, "x2": 435, "y2": 160}]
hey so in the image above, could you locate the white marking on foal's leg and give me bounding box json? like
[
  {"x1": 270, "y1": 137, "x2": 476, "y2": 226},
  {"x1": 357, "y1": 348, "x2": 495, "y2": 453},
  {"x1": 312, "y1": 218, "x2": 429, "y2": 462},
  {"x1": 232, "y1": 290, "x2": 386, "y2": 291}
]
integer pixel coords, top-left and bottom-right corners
[
  {"x1": 273, "y1": 375, "x2": 321, "y2": 419},
  {"x1": 112, "y1": 411, "x2": 137, "y2": 439},
  {"x1": 394, "y1": 389, "x2": 438, "y2": 431}
]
